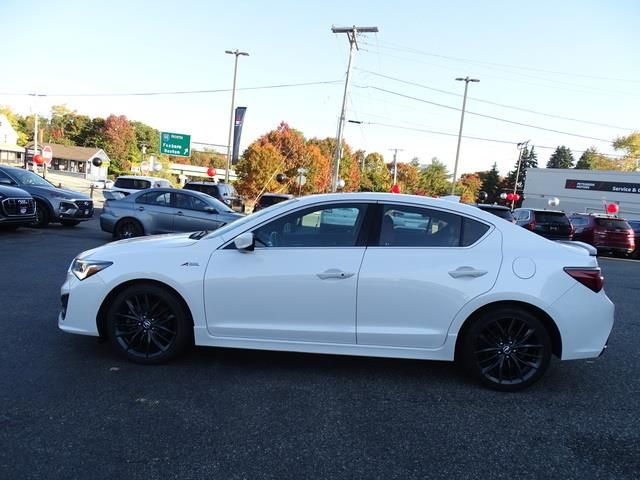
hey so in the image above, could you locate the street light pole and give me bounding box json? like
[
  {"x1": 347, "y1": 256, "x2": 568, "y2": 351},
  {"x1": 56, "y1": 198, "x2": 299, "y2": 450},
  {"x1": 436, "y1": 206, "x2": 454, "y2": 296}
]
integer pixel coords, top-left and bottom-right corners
[
  {"x1": 331, "y1": 25, "x2": 378, "y2": 192},
  {"x1": 450, "y1": 76, "x2": 479, "y2": 195},
  {"x1": 224, "y1": 49, "x2": 249, "y2": 183},
  {"x1": 512, "y1": 140, "x2": 530, "y2": 209}
]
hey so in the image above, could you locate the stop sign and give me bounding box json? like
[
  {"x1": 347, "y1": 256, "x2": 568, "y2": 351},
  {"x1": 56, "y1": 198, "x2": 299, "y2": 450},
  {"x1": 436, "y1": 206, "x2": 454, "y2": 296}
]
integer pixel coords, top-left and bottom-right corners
[
  {"x1": 42, "y1": 145, "x2": 53, "y2": 164},
  {"x1": 140, "y1": 161, "x2": 150, "y2": 173}
]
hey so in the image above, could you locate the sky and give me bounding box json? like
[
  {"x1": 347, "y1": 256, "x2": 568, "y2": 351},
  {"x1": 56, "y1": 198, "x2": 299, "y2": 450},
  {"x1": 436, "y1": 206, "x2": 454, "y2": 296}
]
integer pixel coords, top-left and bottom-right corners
[{"x1": 1, "y1": 0, "x2": 638, "y2": 176}]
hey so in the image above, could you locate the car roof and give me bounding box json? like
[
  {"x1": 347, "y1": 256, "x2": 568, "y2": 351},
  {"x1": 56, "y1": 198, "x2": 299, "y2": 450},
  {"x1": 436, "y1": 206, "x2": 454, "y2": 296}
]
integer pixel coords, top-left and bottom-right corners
[
  {"x1": 475, "y1": 204, "x2": 510, "y2": 211},
  {"x1": 260, "y1": 193, "x2": 293, "y2": 198},
  {"x1": 116, "y1": 175, "x2": 169, "y2": 181},
  {"x1": 185, "y1": 181, "x2": 219, "y2": 185},
  {"x1": 517, "y1": 208, "x2": 566, "y2": 214}
]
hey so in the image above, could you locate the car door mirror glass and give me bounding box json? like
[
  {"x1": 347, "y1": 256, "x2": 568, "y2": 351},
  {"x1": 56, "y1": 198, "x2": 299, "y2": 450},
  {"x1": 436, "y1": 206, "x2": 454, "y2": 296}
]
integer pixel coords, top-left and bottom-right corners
[
  {"x1": 234, "y1": 232, "x2": 255, "y2": 251},
  {"x1": 204, "y1": 206, "x2": 217, "y2": 214}
]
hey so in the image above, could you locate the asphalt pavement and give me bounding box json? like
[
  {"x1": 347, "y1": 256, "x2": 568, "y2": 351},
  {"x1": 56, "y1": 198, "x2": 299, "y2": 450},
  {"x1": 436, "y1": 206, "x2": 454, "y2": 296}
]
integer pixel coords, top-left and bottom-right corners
[{"x1": 1, "y1": 216, "x2": 639, "y2": 479}]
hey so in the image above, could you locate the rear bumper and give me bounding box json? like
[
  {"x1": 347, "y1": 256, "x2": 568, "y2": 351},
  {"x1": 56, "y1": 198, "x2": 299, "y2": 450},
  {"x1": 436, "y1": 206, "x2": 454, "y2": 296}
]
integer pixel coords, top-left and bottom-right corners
[
  {"x1": 100, "y1": 214, "x2": 117, "y2": 233},
  {"x1": 596, "y1": 245, "x2": 634, "y2": 254},
  {"x1": 550, "y1": 284, "x2": 614, "y2": 360}
]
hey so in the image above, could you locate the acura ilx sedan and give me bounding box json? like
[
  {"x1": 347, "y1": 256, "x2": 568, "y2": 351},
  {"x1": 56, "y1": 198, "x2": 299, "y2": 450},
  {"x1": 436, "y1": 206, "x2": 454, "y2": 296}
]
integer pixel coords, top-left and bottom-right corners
[{"x1": 59, "y1": 193, "x2": 614, "y2": 391}]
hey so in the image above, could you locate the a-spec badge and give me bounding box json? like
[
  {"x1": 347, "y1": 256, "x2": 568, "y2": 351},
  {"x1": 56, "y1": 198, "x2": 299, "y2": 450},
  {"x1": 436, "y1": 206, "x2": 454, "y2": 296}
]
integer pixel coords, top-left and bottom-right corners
[{"x1": 180, "y1": 262, "x2": 200, "y2": 267}]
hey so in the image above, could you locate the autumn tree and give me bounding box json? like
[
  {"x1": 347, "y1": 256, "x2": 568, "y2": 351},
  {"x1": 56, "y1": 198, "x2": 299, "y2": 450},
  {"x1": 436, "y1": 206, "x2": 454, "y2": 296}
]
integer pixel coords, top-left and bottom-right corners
[
  {"x1": 455, "y1": 173, "x2": 483, "y2": 203},
  {"x1": 547, "y1": 146, "x2": 574, "y2": 169},
  {"x1": 235, "y1": 143, "x2": 286, "y2": 200},
  {"x1": 103, "y1": 114, "x2": 137, "y2": 174},
  {"x1": 419, "y1": 158, "x2": 450, "y2": 196},
  {"x1": 613, "y1": 132, "x2": 640, "y2": 171},
  {"x1": 360, "y1": 152, "x2": 391, "y2": 192},
  {"x1": 0, "y1": 105, "x2": 29, "y2": 145},
  {"x1": 396, "y1": 162, "x2": 421, "y2": 194}
]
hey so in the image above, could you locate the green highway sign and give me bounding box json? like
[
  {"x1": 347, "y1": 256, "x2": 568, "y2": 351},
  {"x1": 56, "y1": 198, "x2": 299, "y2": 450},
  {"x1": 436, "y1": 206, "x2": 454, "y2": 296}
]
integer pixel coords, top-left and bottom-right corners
[{"x1": 160, "y1": 131, "x2": 191, "y2": 157}]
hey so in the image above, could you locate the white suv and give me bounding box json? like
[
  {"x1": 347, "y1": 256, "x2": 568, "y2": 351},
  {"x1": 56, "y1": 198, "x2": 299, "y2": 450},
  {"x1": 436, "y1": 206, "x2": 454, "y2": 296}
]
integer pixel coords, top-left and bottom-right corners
[{"x1": 111, "y1": 176, "x2": 172, "y2": 196}]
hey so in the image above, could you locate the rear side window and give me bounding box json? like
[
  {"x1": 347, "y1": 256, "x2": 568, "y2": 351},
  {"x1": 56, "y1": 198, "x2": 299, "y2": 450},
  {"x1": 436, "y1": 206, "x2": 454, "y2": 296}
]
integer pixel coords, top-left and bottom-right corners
[
  {"x1": 378, "y1": 205, "x2": 486, "y2": 247},
  {"x1": 115, "y1": 178, "x2": 151, "y2": 190},
  {"x1": 595, "y1": 218, "x2": 631, "y2": 230},
  {"x1": 570, "y1": 216, "x2": 588, "y2": 226},
  {"x1": 137, "y1": 191, "x2": 171, "y2": 206},
  {"x1": 534, "y1": 211, "x2": 570, "y2": 225}
]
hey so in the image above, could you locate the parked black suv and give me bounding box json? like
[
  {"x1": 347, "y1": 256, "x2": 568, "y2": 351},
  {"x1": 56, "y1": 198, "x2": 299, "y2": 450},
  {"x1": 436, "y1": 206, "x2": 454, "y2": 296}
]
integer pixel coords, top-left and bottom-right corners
[
  {"x1": 513, "y1": 208, "x2": 574, "y2": 240},
  {"x1": 183, "y1": 181, "x2": 245, "y2": 213},
  {"x1": 0, "y1": 165, "x2": 93, "y2": 227},
  {"x1": 0, "y1": 184, "x2": 36, "y2": 229}
]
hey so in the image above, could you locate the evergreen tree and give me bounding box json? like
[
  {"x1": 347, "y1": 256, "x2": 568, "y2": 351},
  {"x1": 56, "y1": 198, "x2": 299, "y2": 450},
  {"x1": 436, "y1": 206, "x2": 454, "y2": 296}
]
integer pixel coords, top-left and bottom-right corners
[
  {"x1": 479, "y1": 162, "x2": 501, "y2": 203},
  {"x1": 506, "y1": 146, "x2": 537, "y2": 191},
  {"x1": 575, "y1": 147, "x2": 597, "y2": 169},
  {"x1": 547, "y1": 145, "x2": 575, "y2": 169}
]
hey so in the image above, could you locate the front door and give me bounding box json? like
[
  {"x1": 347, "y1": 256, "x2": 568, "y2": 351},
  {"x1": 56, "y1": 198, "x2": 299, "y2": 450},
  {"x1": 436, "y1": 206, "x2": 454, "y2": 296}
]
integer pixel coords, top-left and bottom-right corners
[
  {"x1": 204, "y1": 203, "x2": 371, "y2": 344},
  {"x1": 357, "y1": 203, "x2": 502, "y2": 349},
  {"x1": 173, "y1": 192, "x2": 224, "y2": 232},
  {"x1": 134, "y1": 191, "x2": 175, "y2": 234}
]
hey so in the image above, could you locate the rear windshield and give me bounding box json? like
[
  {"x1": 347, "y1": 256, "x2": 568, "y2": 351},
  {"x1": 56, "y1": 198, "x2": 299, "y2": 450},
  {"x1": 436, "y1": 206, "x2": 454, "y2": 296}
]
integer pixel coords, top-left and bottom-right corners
[
  {"x1": 185, "y1": 183, "x2": 217, "y2": 195},
  {"x1": 115, "y1": 178, "x2": 151, "y2": 190},
  {"x1": 595, "y1": 218, "x2": 631, "y2": 230},
  {"x1": 534, "y1": 211, "x2": 570, "y2": 224}
]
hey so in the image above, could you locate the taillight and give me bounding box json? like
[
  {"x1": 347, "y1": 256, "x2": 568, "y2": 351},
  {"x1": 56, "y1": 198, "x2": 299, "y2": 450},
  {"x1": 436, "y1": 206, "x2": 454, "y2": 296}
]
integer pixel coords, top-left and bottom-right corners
[{"x1": 564, "y1": 267, "x2": 603, "y2": 293}]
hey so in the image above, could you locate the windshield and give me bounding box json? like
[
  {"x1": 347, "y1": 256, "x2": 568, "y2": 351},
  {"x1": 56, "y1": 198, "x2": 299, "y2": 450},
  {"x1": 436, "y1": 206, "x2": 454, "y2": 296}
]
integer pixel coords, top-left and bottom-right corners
[
  {"x1": 595, "y1": 218, "x2": 631, "y2": 230},
  {"x1": 204, "y1": 197, "x2": 299, "y2": 239},
  {"x1": 205, "y1": 195, "x2": 234, "y2": 213},
  {"x1": 8, "y1": 169, "x2": 54, "y2": 187}
]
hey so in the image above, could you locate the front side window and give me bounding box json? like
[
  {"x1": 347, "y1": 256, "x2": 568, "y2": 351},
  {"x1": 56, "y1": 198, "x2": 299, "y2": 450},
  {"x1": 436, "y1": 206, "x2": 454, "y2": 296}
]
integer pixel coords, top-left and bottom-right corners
[
  {"x1": 6, "y1": 168, "x2": 52, "y2": 187},
  {"x1": 137, "y1": 191, "x2": 171, "y2": 206},
  {"x1": 253, "y1": 204, "x2": 367, "y2": 248},
  {"x1": 378, "y1": 204, "x2": 488, "y2": 247},
  {"x1": 175, "y1": 193, "x2": 209, "y2": 211}
]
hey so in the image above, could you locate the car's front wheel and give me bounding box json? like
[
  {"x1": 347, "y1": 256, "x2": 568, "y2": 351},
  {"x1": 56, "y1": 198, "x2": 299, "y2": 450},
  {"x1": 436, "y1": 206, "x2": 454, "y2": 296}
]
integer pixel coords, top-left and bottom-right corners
[
  {"x1": 460, "y1": 307, "x2": 551, "y2": 392},
  {"x1": 32, "y1": 201, "x2": 50, "y2": 228},
  {"x1": 114, "y1": 218, "x2": 143, "y2": 239},
  {"x1": 105, "y1": 283, "x2": 192, "y2": 364}
]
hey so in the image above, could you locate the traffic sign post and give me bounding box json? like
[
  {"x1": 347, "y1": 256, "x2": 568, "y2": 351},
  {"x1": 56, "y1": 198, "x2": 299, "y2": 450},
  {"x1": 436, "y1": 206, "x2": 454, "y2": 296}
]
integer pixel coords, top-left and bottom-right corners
[{"x1": 160, "y1": 131, "x2": 191, "y2": 157}]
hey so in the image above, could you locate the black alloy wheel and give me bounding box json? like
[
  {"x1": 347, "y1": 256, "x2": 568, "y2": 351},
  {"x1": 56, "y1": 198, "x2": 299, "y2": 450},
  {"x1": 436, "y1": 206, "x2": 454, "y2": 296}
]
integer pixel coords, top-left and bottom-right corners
[
  {"x1": 106, "y1": 284, "x2": 191, "y2": 364},
  {"x1": 115, "y1": 219, "x2": 143, "y2": 239},
  {"x1": 461, "y1": 307, "x2": 551, "y2": 391},
  {"x1": 32, "y1": 202, "x2": 50, "y2": 228}
]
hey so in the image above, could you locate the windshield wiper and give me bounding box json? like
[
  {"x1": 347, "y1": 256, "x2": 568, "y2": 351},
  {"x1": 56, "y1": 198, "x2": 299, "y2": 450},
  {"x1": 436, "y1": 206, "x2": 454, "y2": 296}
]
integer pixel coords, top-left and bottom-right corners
[{"x1": 189, "y1": 230, "x2": 210, "y2": 240}]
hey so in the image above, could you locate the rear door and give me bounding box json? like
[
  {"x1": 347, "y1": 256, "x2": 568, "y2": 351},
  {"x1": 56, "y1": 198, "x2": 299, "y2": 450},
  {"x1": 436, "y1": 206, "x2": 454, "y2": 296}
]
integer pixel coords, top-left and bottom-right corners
[
  {"x1": 134, "y1": 191, "x2": 175, "y2": 233},
  {"x1": 357, "y1": 203, "x2": 502, "y2": 348}
]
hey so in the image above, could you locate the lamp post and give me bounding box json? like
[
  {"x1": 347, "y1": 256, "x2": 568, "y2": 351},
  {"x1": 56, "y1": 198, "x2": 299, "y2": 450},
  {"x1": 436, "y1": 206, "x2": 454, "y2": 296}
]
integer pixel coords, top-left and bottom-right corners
[
  {"x1": 224, "y1": 49, "x2": 249, "y2": 183},
  {"x1": 450, "y1": 76, "x2": 479, "y2": 195}
]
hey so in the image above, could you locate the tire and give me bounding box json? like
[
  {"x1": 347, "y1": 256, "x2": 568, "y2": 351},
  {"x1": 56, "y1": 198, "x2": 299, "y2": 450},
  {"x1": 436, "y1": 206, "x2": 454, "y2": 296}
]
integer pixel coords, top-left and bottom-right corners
[
  {"x1": 114, "y1": 218, "x2": 144, "y2": 239},
  {"x1": 32, "y1": 201, "x2": 50, "y2": 228},
  {"x1": 61, "y1": 220, "x2": 80, "y2": 227},
  {"x1": 105, "y1": 283, "x2": 192, "y2": 364},
  {"x1": 460, "y1": 307, "x2": 551, "y2": 392}
]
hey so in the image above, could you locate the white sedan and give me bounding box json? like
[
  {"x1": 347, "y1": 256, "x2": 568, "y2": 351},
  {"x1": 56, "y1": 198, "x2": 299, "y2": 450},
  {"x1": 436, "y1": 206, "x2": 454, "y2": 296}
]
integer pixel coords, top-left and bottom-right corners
[{"x1": 59, "y1": 193, "x2": 614, "y2": 391}]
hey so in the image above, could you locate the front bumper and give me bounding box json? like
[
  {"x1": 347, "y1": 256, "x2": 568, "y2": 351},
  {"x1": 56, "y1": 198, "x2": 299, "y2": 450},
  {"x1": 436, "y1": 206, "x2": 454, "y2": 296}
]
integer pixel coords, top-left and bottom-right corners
[
  {"x1": 57, "y1": 199, "x2": 94, "y2": 221},
  {"x1": 58, "y1": 270, "x2": 104, "y2": 337}
]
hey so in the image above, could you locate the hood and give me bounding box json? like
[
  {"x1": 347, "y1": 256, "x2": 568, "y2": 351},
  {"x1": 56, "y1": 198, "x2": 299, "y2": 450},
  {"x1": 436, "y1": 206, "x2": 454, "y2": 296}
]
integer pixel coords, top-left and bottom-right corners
[
  {"x1": 80, "y1": 232, "x2": 199, "y2": 260},
  {"x1": 219, "y1": 212, "x2": 244, "y2": 222},
  {"x1": 0, "y1": 185, "x2": 32, "y2": 198},
  {"x1": 26, "y1": 185, "x2": 90, "y2": 200}
]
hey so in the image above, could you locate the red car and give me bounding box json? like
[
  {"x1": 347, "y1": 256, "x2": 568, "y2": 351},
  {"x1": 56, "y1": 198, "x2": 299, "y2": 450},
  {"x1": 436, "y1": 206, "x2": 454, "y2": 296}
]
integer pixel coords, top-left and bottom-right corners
[{"x1": 569, "y1": 213, "x2": 635, "y2": 255}]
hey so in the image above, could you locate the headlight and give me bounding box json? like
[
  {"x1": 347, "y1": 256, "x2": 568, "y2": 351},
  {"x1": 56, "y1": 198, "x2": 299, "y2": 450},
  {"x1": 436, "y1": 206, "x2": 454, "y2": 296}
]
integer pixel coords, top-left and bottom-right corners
[{"x1": 71, "y1": 259, "x2": 113, "y2": 280}]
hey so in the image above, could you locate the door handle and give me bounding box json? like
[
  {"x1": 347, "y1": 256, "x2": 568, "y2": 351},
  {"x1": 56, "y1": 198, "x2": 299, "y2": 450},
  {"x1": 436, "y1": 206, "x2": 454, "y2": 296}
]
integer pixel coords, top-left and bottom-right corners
[
  {"x1": 176, "y1": 211, "x2": 183, "y2": 216},
  {"x1": 137, "y1": 206, "x2": 144, "y2": 211},
  {"x1": 448, "y1": 266, "x2": 488, "y2": 279},
  {"x1": 317, "y1": 269, "x2": 355, "y2": 280}
]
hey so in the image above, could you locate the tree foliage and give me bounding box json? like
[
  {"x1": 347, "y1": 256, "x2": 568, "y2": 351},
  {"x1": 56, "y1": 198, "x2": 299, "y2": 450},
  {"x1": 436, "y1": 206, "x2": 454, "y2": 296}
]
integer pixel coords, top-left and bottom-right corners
[
  {"x1": 478, "y1": 162, "x2": 502, "y2": 203},
  {"x1": 506, "y1": 146, "x2": 537, "y2": 189},
  {"x1": 547, "y1": 145, "x2": 574, "y2": 169},
  {"x1": 419, "y1": 158, "x2": 450, "y2": 196},
  {"x1": 396, "y1": 162, "x2": 421, "y2": 194},
  {"x1": 360, "y1": 152, "x2": 391, "y2": 192},
  {"x1": 613, "y1": 132, "x2": 640, "y2": 171},
  {"x1": 456, "y1": 173, "x2": 482, "y2": 203},
  {"x1": 103, "y1": 115, "x2": 137, "y2": 175}
]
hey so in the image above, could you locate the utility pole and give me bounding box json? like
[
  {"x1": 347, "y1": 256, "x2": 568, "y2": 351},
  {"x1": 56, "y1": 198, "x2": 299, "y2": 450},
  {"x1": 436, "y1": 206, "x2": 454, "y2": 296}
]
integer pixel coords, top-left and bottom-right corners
[
  {"x1": 451, "y1": 76, "x2": 480, "y2": 195},
  {"x1": 331, "y1": 25, "x2": 378, "y2": 192},
  {"x1": 512, "y1": 140, "x2": 530, "y2": 209},
  {"x1": 389, "y1": 148, "x2": 404, "y2": 185},
  {"x1": 224, "y1": 49, "x2": 249, "y2": 183}
]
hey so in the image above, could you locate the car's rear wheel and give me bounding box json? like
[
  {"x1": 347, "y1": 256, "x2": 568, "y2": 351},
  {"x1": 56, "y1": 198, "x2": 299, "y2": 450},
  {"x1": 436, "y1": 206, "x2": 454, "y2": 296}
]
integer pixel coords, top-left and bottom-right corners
[
  {"x1": 105, "y1": 284, "x2": 192, "y2": 364},
  {"x1": 114, "y1": 218, "x2": 143, "y2": 239},
  {"x1": 461, "y1": 307, "x2": 551, "y2": 392},
  {"x1": 32, "y1": 201, "x2": 50, "y2": 228},
  {"x1": 61, "y1": 220, "x2": 80, "y2": 227}
]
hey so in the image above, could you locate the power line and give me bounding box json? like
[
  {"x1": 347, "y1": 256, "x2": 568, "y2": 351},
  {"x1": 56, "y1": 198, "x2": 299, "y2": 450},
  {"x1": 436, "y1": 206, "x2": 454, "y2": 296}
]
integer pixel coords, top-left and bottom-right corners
[
  {"x1": 355, "y1": 68, "x2": 634, "y2": 131},
  {"x1": 360, "y1": 40, "x2": 640, "y2": 84},
  {"x1": 351, "y1": 119, "x2": 626, "y2": 158},
  {"x1": 0, "y1": 80, "x2": 342, "y2": 97},
  {"x1": 359, "y1": 48, "x2": 637, "y2": 98},
  {"x1": 355, "y1": 85, "x2": 613, "y2": 143}
]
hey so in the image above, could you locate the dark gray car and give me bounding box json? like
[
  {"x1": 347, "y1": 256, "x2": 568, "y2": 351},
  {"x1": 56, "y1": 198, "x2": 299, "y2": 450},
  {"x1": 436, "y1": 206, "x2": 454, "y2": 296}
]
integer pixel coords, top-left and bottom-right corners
[
  {"x1": 0, "y1": 165, "x2": 93, "y2": 227},
  {"x1": 100, "y1": 188, "x2": 243, "y2": 239}
]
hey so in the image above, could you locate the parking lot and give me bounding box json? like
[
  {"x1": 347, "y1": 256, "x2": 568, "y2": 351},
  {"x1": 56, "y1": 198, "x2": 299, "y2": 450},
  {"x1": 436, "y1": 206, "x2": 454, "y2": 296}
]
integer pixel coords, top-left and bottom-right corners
[{"x1": 1, "y1": 214, "x2": 639, "y2": 479}]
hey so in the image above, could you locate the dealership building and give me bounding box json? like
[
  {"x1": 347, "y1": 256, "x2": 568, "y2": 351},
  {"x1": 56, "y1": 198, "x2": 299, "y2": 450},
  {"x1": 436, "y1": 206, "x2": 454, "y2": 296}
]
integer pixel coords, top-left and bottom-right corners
[{"x1": 522, "y1": 168, "x2": 640, "y2": 220}]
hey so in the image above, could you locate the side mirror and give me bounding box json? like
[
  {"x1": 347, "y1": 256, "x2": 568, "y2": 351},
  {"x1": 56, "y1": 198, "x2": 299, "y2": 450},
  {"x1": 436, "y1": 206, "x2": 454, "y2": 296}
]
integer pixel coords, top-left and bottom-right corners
[
  {"x1": 204, "y1": 206, "x2": 217, "y2": 214},
  {"x1": 0, "y1": 178, "x2": 14, "y2": 185},
  {"x1": 234, "y1": 232, "x2": 255, "y2": 252}
]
